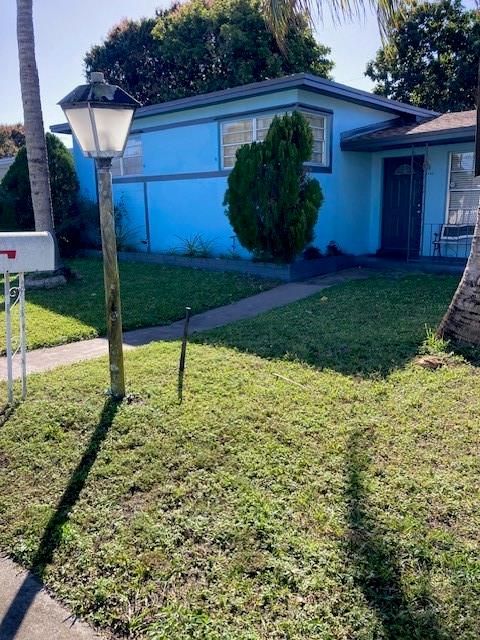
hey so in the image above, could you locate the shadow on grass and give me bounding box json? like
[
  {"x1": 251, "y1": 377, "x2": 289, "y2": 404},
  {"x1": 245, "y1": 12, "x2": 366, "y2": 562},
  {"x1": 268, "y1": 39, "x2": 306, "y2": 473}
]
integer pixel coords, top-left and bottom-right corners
[
  {"x1": 0, "y1": 398, "x2": 119, "y2": 640},
  {"x1": 193, "y1": 274, "x2": 462, "y2": 377},
  {"x1": 0, "y1": 402, "x2": 17, "y2": 430},
  {"x1": 345, "y1": 428, "x2": 444, "y2": 639},
  {"x1": 448, "y1": 342, "x2": 480, "y2": 368}
]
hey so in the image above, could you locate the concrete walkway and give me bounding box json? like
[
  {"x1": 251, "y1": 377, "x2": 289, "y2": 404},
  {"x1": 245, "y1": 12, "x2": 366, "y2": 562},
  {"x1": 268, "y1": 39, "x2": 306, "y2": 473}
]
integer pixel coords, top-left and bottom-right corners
[
  {"x1": 0, "y1": 269, "x2": 369, "y2": 381},
  {"x1": 0, "y1": 557, "x2": 103, "y2": 639}
]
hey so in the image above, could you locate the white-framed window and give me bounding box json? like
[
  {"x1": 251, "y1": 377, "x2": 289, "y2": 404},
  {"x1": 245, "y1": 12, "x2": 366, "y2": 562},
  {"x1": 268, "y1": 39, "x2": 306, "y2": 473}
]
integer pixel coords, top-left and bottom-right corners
[
  {"x1": 111, "y1": 135, "x2": 143, "y2": 177},
  {"x1": 446, "y1": 152, "x2": 478, "y2": 235},
  {"x1": 220, "y1": 110, "x2": 330, "y2": 169}
]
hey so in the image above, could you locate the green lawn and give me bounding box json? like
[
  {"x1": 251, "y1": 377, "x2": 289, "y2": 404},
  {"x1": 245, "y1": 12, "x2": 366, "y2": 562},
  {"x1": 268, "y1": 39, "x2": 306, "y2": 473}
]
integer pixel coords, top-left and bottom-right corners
[
  {"x1": 0, "y1": 258, "x2": 278, "y2": 354},
  {"x1": 1, "y1": 273, "x2": 479, "y2": 640}
]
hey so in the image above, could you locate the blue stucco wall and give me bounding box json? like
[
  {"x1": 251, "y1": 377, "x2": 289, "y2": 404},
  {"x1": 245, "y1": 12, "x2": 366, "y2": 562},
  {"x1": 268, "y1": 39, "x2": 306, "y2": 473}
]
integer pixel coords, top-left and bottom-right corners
[
  {"x1": 74, "y1": 85, "x2": 462, "y2": 258},
  {"x1": 113, "y1": 177, "x2": 233, "y2": 254},
  {"x1": 142, "y1": 122, "x2": 220, "y2": 175},
  {"x1": 146, "y1": 178, "x2": 231, "y2": 254},
  {"x1": 296, "y1": 90, "x2": 396, "y2": 254},
  {"x1": 369, "y1": 142, "x2": 474, "y2": 258},
  {"x1": 72, "y1": 142, "x2": 97, "y2": 202}
]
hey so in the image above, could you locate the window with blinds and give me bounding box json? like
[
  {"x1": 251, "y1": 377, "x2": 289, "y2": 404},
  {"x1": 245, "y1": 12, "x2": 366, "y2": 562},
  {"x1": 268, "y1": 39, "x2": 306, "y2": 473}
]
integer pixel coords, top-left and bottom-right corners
[
  {"x1": 221, "y1": 120, "x2": 255, "y2": 169},
  {"x1": 111, "y1": 135, "x2": 143, "y2": 177},
  {"x1": 220, "y1": 111, "x2": 330, "y2": 169},
  {"x1": 447, "y1": 152, "x2": 479, "y2": 231}
]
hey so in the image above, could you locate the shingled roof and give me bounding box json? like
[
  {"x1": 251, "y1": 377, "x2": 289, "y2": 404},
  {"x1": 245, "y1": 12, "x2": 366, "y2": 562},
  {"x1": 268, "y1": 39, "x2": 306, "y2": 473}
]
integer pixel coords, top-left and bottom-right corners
[{"x1": 342, "y1": 111, "x2": 475, "y2": 151}]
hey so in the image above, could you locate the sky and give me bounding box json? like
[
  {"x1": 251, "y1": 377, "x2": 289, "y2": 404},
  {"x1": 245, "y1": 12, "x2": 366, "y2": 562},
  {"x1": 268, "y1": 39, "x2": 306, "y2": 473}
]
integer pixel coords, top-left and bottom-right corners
[{"x1": 0, "y1": 0, "x2": 386, "y2": 134}]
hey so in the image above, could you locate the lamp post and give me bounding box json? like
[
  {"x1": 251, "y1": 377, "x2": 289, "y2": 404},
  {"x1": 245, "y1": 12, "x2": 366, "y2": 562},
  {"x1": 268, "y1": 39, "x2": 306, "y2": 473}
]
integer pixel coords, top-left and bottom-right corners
[{"x1": 59, "y1": 72, "x2": 140, "y2": 399}]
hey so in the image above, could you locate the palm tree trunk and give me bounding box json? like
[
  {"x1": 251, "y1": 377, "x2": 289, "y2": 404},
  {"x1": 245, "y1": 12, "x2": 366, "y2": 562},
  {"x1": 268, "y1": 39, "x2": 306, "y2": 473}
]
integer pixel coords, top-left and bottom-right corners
[
  {"x1": 16, "y1": 0, "x2": 61, "y2": 268},
  {"x1": 437, "y1": 210, "x2": 480, "y2": 344}
]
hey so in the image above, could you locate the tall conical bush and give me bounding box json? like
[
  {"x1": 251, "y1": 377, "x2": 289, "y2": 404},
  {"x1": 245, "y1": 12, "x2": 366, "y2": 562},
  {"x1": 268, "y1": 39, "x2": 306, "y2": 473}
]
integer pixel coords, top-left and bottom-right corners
[{"x1": 224, "y1": 111, "x2": 323, "y2": 262}]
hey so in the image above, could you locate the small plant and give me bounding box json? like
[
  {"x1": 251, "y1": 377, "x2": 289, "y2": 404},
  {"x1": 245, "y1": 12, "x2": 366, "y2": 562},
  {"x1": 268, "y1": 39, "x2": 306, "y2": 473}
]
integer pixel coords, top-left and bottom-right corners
[
  {"x1": 55, "y1": 195, "x2": 140, "y2": 253},
  {"x1": 175, "y1": 234, "x2": 215, "y2": 258},
  {"x1": 420, "y1": 325, "x2": 450, "y2": 356},
  {"x1": 114, "y1": 195, "x2": 143, "y2": 252},
  {"x1": 75, "y1": 197, "x2": 101, "y2": 248},
  {"x1": 326, "y1": 241, "x2": 343, "y2": 257},
  {"x1": 303, "y1": 245, "x2": 322, "y2": 260},
  {"x1": 220, "y1": 235, "x2": 242, "y2": 260}
]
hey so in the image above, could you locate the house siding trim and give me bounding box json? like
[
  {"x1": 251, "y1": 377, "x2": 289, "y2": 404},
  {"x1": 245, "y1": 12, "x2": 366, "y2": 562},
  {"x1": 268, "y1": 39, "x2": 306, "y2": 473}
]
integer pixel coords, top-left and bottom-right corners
[
  {"x1": 143, "y1": 181, "x2": 151, "y2": 253},
  {"x1": 113, "y1": 170, "x2": 230, "y2": 184},
  {"x1": 112, "y1": 165, "x2": 333, "y2": 185},
  {"x1": 308, "y1": 164, "x2": 332, "y2": 174}
]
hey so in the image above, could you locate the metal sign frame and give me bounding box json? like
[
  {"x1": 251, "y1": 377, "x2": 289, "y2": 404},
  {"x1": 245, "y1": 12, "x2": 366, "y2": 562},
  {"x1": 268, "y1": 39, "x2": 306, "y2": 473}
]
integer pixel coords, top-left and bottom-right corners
[{"x1": 3, "y1": 272, "x2": 27, "y2": 404}]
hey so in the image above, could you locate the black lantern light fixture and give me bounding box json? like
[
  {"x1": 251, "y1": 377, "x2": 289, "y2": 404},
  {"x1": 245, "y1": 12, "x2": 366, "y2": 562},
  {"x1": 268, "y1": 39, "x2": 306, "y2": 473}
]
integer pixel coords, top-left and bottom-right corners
[{"x1": 59, "y1": 72, "x2": 141, "y2": 398}]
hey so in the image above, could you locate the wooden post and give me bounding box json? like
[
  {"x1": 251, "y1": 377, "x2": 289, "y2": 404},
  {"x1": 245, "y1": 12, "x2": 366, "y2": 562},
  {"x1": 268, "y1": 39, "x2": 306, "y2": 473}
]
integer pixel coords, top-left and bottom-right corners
[
  {"x1": 178, "y1": 306, "x2": 191, "y2": 402},
  {"x1": 96, "y1": 157, "x2": 125, "y2": 399}
]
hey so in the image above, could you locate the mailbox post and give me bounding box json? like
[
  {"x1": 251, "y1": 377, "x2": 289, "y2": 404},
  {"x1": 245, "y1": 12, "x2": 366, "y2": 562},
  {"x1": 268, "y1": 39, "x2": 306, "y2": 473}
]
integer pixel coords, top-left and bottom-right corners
[
  {"x1": 1, "y1": 232, "x2": 55, "y2": 403},
  {"x1": 58, "y1": 72, "x2": 140, "y2": 399}
]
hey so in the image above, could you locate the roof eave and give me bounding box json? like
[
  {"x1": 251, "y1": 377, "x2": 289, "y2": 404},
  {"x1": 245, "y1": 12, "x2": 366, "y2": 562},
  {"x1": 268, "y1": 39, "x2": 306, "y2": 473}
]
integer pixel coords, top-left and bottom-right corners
[
  {"x1": 134, "y1": 73, "x2": 437, "y2": 120},
  {"x1": 51, "y1": 123, "x2": 71, "y2": 134},
  {"x1": 50, "y1": 73, "x2": 437, "y2": 134},
  {"x1": 298, "y1": 74, "x2": 437, "y2": 118},
  {"x1": 341, "y1": 127, "x2": 475, "y2": 151}
]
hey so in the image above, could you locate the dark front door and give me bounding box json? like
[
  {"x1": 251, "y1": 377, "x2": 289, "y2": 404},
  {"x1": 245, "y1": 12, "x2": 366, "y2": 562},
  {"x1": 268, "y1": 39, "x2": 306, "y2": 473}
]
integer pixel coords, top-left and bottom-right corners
[{"x1": 380, "y1": 156, "x2": 424, "y2": 257}]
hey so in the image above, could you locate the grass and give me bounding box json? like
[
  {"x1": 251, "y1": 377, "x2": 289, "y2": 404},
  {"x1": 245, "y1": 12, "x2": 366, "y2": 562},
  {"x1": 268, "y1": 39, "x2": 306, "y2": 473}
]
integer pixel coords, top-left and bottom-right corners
[
  {"x1": 193, "y1": 272, "x2": 459, "y2": 377},
  {"x1": 1, "y1": 273, "x2": 480, "y2": 639},
  {"x1": 0, "y1": 258, "x2": 278, "y2": 354}
]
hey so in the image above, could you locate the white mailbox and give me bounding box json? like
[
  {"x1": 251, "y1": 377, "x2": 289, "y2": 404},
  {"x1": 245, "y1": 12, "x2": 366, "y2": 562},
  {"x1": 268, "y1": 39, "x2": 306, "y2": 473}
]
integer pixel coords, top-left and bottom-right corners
[
  {"x1": 1, "y1": 231, "x2": 56, "y2": 405},
  {"x1": 0, "y1": 231, "x2": 55, "y2": 274}
]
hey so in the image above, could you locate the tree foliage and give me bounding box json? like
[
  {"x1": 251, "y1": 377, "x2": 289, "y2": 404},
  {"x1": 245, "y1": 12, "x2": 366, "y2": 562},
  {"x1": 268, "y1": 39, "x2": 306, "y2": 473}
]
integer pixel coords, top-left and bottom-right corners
[
  {"x1": 84, "y1": 0, "x2": 333, "y2": 105},
  {"x1": 0, "y1": 124, "x2": 25, "y2": 159},
  {"x1": 85, "y1": 17, "x2": 159, "y2": 107},
  {"x1": 366, "y1": 0, "x2": 480, "y2": 112},
  {"x1": 264, "y1": 0, "x2": 402, "y2": 48},
  {"x1": 2, "y1": 133, "x2": 82, "y2": 255},
  {"x1": 225, "y1": 112, "x2": 323, "y2": 263}
]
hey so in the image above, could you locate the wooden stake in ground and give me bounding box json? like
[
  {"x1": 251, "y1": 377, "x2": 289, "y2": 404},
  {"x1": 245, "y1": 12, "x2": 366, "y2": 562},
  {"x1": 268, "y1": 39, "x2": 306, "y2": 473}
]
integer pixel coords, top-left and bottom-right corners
[{"x1": 178, "y1": 306, "x2": 191, "y2": 403}]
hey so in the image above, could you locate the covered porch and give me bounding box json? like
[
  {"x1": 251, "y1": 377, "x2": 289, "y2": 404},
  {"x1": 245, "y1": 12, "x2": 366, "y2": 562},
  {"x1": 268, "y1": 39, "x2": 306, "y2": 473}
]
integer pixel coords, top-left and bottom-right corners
[{"x1": 342, "y1": 110, "x2": 477, "y2": 262}]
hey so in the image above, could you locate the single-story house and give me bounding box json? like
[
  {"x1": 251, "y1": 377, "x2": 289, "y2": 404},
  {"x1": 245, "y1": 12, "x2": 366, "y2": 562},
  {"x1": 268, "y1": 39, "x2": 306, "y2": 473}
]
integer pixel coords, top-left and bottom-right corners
[{"x1": 51, "y1": 73, "x2": 477, "y2": 261}]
